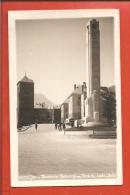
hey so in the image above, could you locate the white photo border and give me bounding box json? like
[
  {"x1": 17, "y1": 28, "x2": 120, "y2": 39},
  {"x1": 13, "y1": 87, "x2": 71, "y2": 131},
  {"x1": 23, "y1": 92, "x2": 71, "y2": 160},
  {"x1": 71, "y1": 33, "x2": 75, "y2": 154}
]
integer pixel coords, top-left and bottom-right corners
[{"x1": 8, "y1": 9, "x2": 122, "y2": 187}]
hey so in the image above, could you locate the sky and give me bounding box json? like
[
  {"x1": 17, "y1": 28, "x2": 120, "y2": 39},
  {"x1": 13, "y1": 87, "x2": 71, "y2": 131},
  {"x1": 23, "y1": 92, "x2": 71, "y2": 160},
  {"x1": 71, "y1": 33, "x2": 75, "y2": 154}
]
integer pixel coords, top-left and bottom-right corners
[{"x1": 16, "y1": 17, "x2": 114, "y2": 105}]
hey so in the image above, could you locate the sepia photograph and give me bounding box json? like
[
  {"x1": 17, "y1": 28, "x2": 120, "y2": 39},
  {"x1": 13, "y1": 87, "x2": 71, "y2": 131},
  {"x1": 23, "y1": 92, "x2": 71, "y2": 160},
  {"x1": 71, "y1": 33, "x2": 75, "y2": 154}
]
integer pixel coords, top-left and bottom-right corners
[{"x1": 8, "y1": 9, "x2": 122, "y2": 187}]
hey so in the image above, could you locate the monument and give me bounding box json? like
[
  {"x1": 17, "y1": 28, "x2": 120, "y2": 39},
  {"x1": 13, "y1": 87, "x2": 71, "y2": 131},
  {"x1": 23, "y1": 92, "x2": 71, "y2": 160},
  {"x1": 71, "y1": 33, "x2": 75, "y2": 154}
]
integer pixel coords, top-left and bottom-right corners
[
  {"x1": 85, "y1": 19, "x2": 101, "y2": 123},
  {"x1": 84, "y1": 19, "x2": 116, "y2": 138}
]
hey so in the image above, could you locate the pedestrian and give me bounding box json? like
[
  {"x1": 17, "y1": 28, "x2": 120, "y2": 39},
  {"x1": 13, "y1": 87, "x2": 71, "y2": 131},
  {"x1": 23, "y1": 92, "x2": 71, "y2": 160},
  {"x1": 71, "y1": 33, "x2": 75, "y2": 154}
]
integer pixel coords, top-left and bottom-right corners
[
  {"x1": 63, "y1": 123, "x2": 66, "y2": 134},
  {"x1": 58, "y1": 123, "x2": 62, "y2": 131},
  {"x1": 55, "y1": 123, "x2": 57, "y2": 130},
  {"x1": 35, "y1": 122, "x2": 38, "y2": 131},
  {"x1": 63, "y1": 123, "x2": 66, "y2": 130}
]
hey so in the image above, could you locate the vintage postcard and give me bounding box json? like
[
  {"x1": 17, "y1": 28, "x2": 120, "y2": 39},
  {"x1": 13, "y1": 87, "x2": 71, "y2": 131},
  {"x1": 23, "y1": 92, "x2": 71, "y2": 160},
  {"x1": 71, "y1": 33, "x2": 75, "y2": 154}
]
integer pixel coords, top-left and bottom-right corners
[{"x1": 8, "y1": 9, "x2": 122, "y2": 187}]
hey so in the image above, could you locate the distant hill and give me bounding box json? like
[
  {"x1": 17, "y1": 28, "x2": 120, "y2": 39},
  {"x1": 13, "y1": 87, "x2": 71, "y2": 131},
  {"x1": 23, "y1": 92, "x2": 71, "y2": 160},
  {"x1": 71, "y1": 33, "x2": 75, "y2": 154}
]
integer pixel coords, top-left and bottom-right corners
[{"x1": 34, "y1": 93, "x2": 55, "y2": 108}]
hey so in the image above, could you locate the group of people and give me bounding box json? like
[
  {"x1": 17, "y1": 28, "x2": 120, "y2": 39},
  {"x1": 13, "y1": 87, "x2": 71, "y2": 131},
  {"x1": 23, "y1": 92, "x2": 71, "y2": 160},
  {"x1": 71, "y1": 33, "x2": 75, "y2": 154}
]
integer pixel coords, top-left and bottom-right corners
[
  {"x1": 55, "y1": 122, "x2": 66, "y2": 131},
  {"x1": 34, "y1": 122, "x2": 66, "y2": 132}
]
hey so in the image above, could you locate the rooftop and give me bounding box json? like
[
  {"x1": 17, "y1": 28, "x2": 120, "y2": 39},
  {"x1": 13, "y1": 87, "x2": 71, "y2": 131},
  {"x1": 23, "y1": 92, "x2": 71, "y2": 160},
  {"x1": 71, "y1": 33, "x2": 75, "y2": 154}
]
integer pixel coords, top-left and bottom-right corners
[
  {"x1": 61, "y1": 84, "x2": 87, "y2": 105},
  {"x1": 18, "y1": 74, "x2": 34, "y2": 84}
]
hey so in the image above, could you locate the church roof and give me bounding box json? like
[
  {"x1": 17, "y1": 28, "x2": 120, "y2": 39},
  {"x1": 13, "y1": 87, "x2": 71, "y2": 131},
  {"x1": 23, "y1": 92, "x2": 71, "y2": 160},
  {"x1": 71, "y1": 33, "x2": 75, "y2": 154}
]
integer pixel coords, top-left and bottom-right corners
[{"x1": 18, "y1": 75, "x2": 34, "y2": 83}]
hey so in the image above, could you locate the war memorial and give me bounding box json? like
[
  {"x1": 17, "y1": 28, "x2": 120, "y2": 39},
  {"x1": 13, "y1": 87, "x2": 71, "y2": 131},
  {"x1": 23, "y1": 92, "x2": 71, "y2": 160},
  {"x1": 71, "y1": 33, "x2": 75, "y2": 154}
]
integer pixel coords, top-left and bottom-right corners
[{"x1": 17, "y1": 19, "x2": 116, "y2": 138}]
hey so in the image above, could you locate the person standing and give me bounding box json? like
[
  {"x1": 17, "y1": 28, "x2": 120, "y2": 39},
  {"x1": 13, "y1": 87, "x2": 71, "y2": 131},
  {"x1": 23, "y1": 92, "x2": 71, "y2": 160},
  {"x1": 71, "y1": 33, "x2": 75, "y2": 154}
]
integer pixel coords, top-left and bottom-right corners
[
  {"x1": 55, "y1": 123, "x2": 57, "y2": 130},
  {"x1": 35, "y1": 122, "x2": 38, "y2": 131},
  {"x1": 63, "y1": 123, "x2": 66, "y2": 134},
  {"x1": 58, "y1": 123, "x2": 62, "y2": 131},
  {"x1": 63, "y1": 123, "x2": 66, "y2": 130}
]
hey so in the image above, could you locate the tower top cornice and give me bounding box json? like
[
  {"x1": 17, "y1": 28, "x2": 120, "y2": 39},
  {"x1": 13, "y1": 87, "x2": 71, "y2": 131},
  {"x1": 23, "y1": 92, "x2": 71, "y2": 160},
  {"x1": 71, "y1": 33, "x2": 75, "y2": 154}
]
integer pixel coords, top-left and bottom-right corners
[
  {"x1": 87, "y1": 19, "x2": 100, "y2": 31},
  {"x1": 17, "y1": 74, "x2": 34, "y2": 84}
]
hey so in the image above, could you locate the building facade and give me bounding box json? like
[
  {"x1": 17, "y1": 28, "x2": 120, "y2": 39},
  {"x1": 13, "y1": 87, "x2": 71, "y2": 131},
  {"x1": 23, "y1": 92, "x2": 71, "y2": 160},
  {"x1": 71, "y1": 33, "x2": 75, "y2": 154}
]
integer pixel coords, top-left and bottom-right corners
[
  {"x1": 81, "y1": 92, "x2": 87, "y2": 119},
  {"x1": 53, "y1": 108, "x2": 61, "y2": 123},
  {"x1": 34, "y1": 108, "x2": 61, "y2": 124},
  {"x1": 61, "y1": 102, "x2": 69, "y2": 123},
  {"x1": 17, "y1": 75, "x2": 34, "y2": 128},
  {"x1": 68, "y1": 93, "x2": 81, "y2": 120},
  {"x1": 34, "y1": 108, "x2": 51, "y2": 123},
  {"x1": 61, "y1": 83, "x2": 87, "y2": 123}
]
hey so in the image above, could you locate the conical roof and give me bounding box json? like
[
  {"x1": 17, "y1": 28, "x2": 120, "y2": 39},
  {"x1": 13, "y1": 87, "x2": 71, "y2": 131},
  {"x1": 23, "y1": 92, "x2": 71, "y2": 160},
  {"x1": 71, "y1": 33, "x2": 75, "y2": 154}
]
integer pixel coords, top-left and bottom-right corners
[{"x1": 18, "y1": 75, "x2": 34, "y2": 83}]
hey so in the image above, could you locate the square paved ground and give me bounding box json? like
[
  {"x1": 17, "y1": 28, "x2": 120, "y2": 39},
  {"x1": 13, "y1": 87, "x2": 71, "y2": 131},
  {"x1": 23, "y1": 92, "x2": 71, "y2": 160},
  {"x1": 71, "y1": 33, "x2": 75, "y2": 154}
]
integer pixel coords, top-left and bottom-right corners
[{"x1": 18, "y1": 124, "x2": 116, "y2": 180}]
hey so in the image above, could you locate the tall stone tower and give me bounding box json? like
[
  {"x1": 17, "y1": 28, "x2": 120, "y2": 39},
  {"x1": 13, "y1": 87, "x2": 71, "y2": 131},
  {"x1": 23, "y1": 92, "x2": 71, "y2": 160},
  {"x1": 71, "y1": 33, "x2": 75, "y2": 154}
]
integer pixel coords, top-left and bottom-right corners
[
  {"x1": 17, "y1": 75, "x2": 34, "y2": 128},
  {"x1": 86, "y1": 19, "x2": 101, "y2": 122}
]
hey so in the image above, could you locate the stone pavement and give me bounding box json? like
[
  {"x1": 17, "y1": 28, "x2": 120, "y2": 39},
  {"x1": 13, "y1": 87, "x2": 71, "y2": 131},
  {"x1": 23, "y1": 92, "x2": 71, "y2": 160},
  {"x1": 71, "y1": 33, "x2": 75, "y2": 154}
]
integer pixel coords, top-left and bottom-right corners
[{"x1": 18, "y1": 124, "x2": 116, "y2": 180}]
